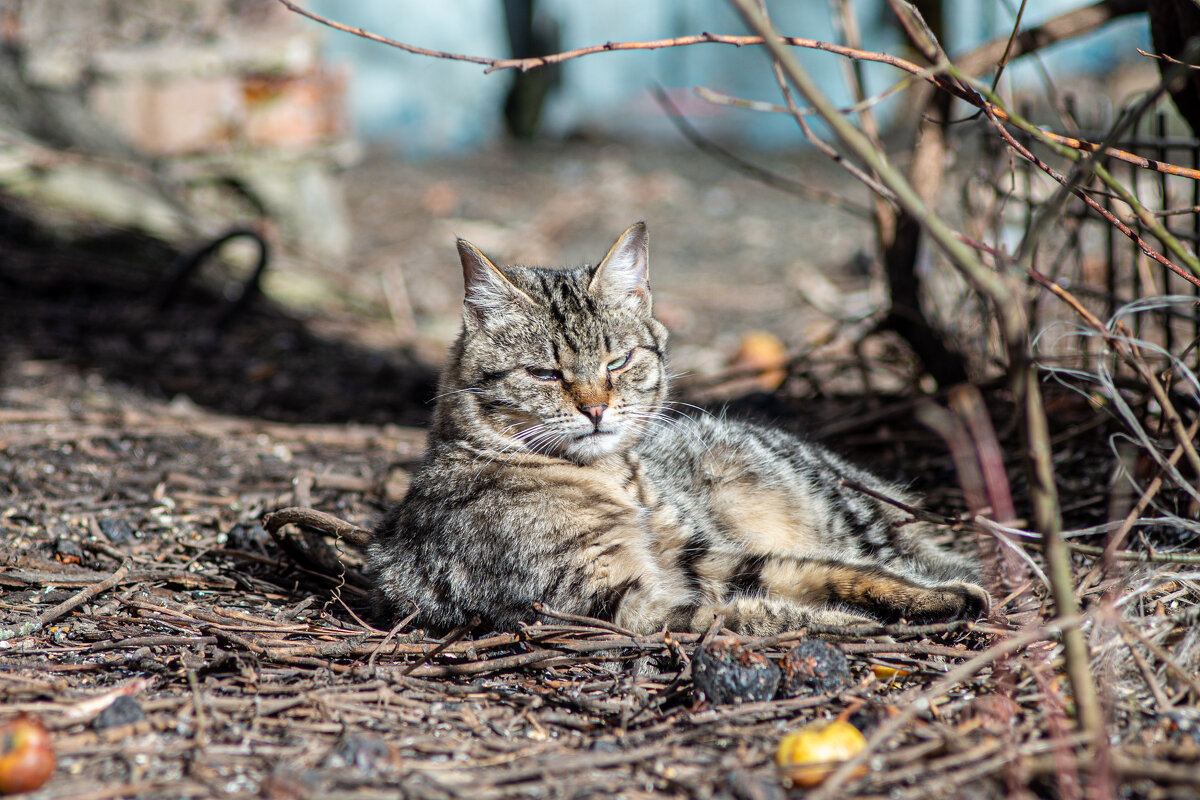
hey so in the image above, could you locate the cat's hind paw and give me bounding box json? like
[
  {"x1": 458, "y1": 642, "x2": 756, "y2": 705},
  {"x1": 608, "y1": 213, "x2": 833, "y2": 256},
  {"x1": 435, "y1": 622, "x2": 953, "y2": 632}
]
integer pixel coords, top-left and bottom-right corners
[{"x1": 907, "y1": 581, "x2": 990, "y2": 624}]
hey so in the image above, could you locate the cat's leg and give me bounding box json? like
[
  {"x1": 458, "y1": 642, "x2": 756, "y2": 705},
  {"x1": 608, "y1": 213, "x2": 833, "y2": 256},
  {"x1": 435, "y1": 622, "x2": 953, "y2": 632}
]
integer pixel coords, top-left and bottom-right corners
[
  {"x1": 686, "y1": 596, "x2": 875, "y2": 636},
  {"x1": 601, "y1": 565, "x2": 959, "y2": 637},
  {"x1": 745, "y1": 555, "x2": 990, "y2": 624},
  {"x1": 596, "y1": 563, "x2": 873, "y2": 636}
]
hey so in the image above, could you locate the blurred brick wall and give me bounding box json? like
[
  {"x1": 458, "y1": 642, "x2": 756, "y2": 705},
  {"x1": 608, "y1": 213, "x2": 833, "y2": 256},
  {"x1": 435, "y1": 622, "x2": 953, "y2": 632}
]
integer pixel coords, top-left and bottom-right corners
[
  {"x1": 5, "y1": 0, "x2": 347, "y2": 155},
  {"x1": 1, "y1": 0, "x2": 354, "y2": 259}
]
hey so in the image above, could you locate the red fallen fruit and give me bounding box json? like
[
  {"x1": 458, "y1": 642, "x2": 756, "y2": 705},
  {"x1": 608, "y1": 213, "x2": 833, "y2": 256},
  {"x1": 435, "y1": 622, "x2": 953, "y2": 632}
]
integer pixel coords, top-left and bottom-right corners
[{"x1": 0, "y1": 714, "x2": 55, "y2": 794}]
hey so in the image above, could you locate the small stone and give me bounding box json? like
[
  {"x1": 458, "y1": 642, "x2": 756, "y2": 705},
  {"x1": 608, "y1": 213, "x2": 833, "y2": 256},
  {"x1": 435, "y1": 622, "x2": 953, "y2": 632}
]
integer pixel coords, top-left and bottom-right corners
[
  {"x1": 93, "y1": 695, "x2": 145, "y2": 730},
  {"x1": 1164, "y1": 709, "x2": 1200, "y2": 745},
  {"x1": 98, "y1": 518, "x2": 135, "y2": 544},
  {"x1": 53, "y1": 538, "x2": 83, "y2": 565},
  {"x1": 725, "y1": 769, "x2": 787, "y2": 800},
  {"x1": 227, "y1": 522, "x2": 269, "y2": 552},
  {"x1": 692, "y1": 638, "x2": 780, "y2": 705},
  {"x1": 777, "y1": 639, "x2": 852, "y2": 697},
  {"x1": 323, "y1": 734, "x2": 392, "y2": 773}
]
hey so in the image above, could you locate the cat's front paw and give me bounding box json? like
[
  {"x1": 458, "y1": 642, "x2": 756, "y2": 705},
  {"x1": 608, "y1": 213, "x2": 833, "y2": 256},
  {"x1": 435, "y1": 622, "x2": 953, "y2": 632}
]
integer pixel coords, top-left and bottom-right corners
[{"x1": 906, "y1": 582, "x2": 990, "y2": 623}]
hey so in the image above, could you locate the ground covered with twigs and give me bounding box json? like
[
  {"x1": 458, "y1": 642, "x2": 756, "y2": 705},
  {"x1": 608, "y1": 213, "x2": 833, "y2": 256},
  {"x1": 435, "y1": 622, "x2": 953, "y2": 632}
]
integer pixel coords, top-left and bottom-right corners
[{"x1": 3, "y1": 142, "x2": 1200, "y2": 799}]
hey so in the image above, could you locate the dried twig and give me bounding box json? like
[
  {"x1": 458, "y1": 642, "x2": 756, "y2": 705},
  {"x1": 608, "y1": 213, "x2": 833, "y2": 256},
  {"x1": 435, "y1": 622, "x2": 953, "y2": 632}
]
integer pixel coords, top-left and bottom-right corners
[
  {"x1": 839, "y1": 478, "x2": 957, "y2": 525},
  {"x1": 0, "y1": 560, "x2": 132, "y2": 641},
  {"x1": 262, "y1": 506, "x2": 372, "y2": 549},
  {"x1": 275, "y1": 0, "x2": 1200, "y2": 182},
  {"x1": 400, "y1": 617, "x2": 482, "y2": 676}
]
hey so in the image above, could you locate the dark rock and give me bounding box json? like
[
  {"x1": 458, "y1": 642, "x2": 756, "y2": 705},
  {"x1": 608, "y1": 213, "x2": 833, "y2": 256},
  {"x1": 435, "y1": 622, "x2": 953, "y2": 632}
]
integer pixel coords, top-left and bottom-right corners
[
  {"x1": 1164, "y1": 709, "x2": 1200, "y2": 745},
  {"x1": 227, "y1": 521, "x2": 269, "y2": 552},
  {"x1": 97, "y1": 518, "x2": 135, "y2": 543},
  {"x1": 53, "y1": 537, "x2": 84, "y2": 564},
  {"x1": 323, "y1": 734, "x2": 393, "y2": 773},
  {"x1": 777, "y1": 639, "x2": 852, "y2": 697},
  {"x1": 692, "y1": 638, "x2": 780, "y2": 705},
  {"x1": 723, "y1": 769, "x2": 787, "y2": 800},
  {"x1": 847, "y1": 703, "x2": 888, "y2": 734},
  {"x1": 93, "y1": 695, "x2": 145, "y2": 729}
]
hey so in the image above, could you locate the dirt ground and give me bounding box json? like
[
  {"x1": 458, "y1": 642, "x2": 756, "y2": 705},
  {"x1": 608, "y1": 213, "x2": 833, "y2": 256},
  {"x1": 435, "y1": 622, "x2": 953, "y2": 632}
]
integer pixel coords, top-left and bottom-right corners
[{"x1": 1, "y1": 140, "x2": 1197, "y2": 799}]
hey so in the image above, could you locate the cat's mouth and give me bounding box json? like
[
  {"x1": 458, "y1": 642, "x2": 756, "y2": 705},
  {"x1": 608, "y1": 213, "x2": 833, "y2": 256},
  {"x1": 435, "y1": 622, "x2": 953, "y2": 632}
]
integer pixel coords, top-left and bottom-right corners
[{"x1": 562, "y1": 427, "x2": 625, "y2": 464}]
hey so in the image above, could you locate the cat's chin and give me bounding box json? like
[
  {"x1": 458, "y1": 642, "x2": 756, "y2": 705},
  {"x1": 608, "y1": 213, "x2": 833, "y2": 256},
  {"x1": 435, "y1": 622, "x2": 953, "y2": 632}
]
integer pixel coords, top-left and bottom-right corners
[{"x1": 560, "y1": 431, "x2": 625, "y2": 464}]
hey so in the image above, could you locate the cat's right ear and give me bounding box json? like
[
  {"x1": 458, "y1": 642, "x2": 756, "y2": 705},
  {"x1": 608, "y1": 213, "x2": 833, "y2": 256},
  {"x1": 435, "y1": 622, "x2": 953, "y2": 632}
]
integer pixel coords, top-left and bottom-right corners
[
  {"x1": 590, "y1": 221, "x2": 650, "y2": 312},
  {"x1": 458, "y1": 238, "x2": 536, "y2": 329}
]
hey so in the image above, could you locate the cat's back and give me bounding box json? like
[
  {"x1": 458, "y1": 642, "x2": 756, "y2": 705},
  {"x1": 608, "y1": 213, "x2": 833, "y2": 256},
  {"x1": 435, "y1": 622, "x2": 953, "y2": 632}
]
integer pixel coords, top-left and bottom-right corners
[
  {"x1": 635, "y1": 412, "x2": 915, "y2": 560},
  {"x1": 635, "y1": 412, "x2": 832, "y2": 489}
]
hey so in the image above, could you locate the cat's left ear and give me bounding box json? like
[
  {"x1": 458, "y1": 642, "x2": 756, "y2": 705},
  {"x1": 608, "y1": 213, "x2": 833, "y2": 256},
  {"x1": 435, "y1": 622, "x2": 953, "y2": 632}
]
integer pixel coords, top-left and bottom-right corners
[
  {"x1": 589, "y1": 221, "x2": 650, "y2": 311},
  {"x1": 458, "y1": 238, "x2": 538, "y2": 330}
]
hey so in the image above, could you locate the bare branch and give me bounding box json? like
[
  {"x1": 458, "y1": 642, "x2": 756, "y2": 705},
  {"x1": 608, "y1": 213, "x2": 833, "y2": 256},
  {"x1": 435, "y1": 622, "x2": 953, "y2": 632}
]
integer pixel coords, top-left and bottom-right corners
[
  {"x1": 652, "y1": 87, "x2": 872, "y2": 216},
  {"x1": 275, "y1": 0, "x2": 495, "y2": 67},
  {"x1": 956, "y1": 0, "x2": 1149, "y2": 76},
  {"x1": 276, "y1": 0, "x2": 1200, "y2": 184}
]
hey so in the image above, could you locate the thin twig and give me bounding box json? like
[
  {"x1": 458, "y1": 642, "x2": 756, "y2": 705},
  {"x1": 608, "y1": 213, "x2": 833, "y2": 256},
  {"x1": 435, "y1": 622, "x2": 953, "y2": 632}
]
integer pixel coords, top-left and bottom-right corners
[
  {"x1": 839, "y1": 478, "x2": 956, "y2": 525},
  {"x1": 400, "y1": 617, "x2": 481, "y2": 677},
  {"x1": 262, "y1": 506, "x2": 372, "y2": 549},
  {"x1": 1114, "y1": 616, "x2": 1200, "y2": 701},
  {"x1": 367, "y1": 607, "x2": 421, "y2": 670},
  {"x1": 652, "y1": 86, "x2": 870, "y2": 216},
  {"x1": 275, "y1": 0, "x2": 1200, "y2": 183},
  {"x1": 1028, "y1": 270, "x2": 1200, "y2": 488},
  {"x1": 40, "y1": 559, "x2": 132, "y2": 626},
  {"x1": 533, "y1": 602, "x2": 637, "y2": 636},
  {"x1": 986, "y1": 106, "x2": 1200, "y2": 290}
]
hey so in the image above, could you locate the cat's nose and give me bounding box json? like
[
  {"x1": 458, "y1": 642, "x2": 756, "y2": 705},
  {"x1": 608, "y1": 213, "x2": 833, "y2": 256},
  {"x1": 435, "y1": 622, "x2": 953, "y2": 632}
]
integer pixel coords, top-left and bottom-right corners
[{"x1": 578, "y1": 403, "x2": 607, "y2": 427}]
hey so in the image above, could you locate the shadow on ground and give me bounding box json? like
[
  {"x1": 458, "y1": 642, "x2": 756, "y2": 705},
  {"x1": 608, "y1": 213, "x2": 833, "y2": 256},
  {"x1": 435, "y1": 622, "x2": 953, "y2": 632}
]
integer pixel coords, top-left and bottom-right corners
[{"x1": 0, "y1": 204, "x2": 437, "y2": 426}]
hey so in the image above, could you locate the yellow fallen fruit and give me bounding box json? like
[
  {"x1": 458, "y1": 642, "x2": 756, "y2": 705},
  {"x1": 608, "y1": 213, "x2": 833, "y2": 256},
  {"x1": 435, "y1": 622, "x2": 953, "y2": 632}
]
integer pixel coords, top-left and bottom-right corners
[
  {"x1": 0, "y1": 714, "x2": 55, "y2": 794},
  {"x1": 775, "y1": 719, "x2": 867, "y2": 787},
  {"x1": 730, "y1": 330, "x2": 788, "y2": 391},
  {"x1": 870, "y1": 664, "x2": 911, "y2": 681}
]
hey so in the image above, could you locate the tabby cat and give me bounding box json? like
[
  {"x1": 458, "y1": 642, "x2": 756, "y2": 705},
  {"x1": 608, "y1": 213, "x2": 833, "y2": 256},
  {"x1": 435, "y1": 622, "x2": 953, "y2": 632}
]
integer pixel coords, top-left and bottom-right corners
[{"x1": 369, "y1": 223, "x2": 989, "y2": 635}]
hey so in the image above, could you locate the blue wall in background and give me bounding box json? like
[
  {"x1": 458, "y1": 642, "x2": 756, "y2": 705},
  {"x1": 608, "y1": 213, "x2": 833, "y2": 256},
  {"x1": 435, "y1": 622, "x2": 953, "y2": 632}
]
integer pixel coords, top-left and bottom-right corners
[{"x1": 309, "y1": 1, "x2": 1150, "y2": 157}]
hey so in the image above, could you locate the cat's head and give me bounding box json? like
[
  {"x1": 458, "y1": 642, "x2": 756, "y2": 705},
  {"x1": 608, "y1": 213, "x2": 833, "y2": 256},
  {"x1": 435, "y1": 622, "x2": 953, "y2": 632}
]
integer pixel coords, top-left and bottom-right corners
[{"x1": 439, "y1": 222, "x2": 669, "y2": 465}]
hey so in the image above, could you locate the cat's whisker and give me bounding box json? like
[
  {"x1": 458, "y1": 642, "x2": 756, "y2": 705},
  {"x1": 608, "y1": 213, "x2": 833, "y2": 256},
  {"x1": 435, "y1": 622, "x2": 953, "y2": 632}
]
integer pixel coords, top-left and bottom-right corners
[
  {"x1": 519, "y1": 428, "x2": 555, "y2": 450},
  {"x1": 660, "y1": 399, "x2": 714, "y2": 419},
  {"x1": 536, "y1": 434, "x2": 571, "y2": 457},
  {"x1": 624, "y1": 407, "x2": 711, "y2": 453},
  {"x1": 524, "y1": 427, "x2": 570, "y2": 456},
  {"x1": 624, "y1": 414, "x2": 700, "y2": 452},
  {"x1": 430, "y1": 386, "x2": 485, "y2": 403},
  {"x1": 514, "y1": 423, "x2": 551, "y2": 442}
]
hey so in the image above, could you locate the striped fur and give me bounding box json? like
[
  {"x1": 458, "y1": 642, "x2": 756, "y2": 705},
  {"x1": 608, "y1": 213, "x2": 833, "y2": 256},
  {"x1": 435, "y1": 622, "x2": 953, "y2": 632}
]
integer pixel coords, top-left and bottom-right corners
[{"x1": 369, "y1": 223, "x2": 988, "y2": 634}]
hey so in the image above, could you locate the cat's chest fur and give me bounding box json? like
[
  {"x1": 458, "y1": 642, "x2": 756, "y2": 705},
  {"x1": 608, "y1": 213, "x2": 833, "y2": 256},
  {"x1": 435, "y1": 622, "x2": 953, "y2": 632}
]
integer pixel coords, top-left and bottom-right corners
[
  {"x1": 471, "y1": 446, "x2": 689, "y2": 585},
  {"x1": 553, "y1": 452, "x2": 695, "y2": 611}
]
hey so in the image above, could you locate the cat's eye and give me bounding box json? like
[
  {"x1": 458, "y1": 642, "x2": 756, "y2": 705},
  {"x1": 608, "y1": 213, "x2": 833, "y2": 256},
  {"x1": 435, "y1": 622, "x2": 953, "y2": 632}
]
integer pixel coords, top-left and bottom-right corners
[
  {"x1": 607, "y1": 352, "x2": 632, "y2": 371},
  {"x1": 527, "y1": 367, "x2": 562, "y2": 382}
]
